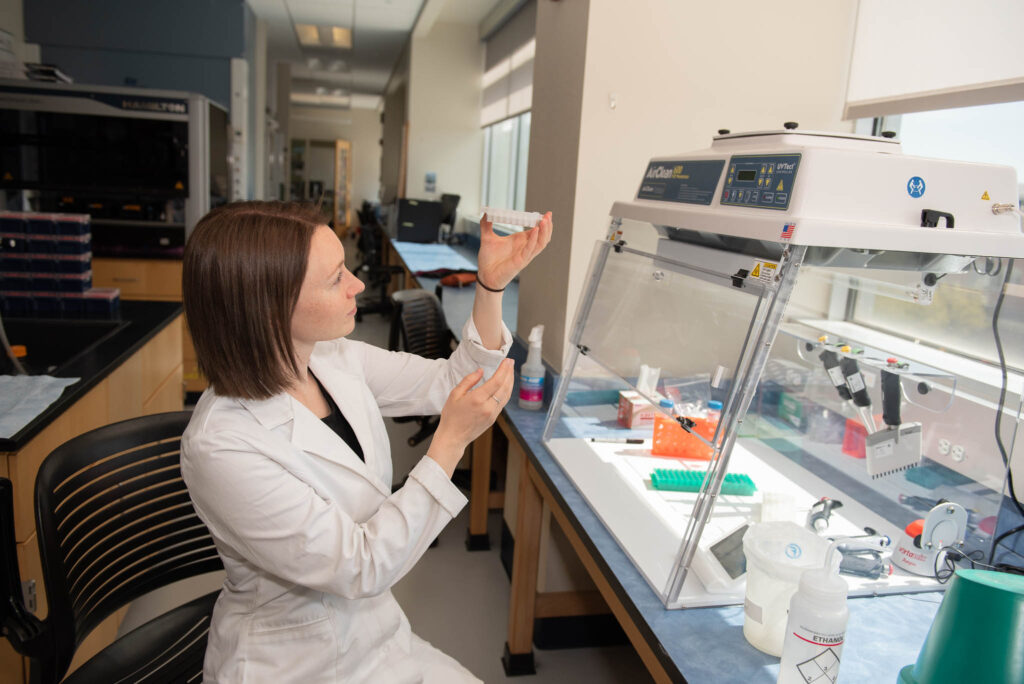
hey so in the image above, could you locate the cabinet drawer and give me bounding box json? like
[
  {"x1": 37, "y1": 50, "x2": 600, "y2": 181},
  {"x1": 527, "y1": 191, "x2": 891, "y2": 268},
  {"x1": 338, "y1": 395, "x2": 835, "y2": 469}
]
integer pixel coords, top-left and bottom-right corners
[
  {"x1": 141, "y1": 316, "x2": 183, "y2": 398},
  {"x1": 142, "y1": 364, "x2": 184, "y2": 415},
  {"x1": 92, "y1": 258, "x2": 182, "y2": 300}
]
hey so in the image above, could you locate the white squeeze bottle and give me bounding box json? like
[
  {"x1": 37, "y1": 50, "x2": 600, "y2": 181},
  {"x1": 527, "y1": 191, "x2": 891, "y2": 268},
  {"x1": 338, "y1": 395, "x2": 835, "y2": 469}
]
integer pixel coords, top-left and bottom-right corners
[
  {"x1": 777, "y1": 543, "x2": 848, "y2": 684},
  {"x1": 518, "y1": 324, "x2": 545, "y2": 410}
]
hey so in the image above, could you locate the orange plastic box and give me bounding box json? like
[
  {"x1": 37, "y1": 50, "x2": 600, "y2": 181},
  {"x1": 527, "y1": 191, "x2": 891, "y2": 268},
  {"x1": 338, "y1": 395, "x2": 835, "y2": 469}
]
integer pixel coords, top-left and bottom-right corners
[{"x1": 651, "y1": 415, "x2": 718, "y2": 460}]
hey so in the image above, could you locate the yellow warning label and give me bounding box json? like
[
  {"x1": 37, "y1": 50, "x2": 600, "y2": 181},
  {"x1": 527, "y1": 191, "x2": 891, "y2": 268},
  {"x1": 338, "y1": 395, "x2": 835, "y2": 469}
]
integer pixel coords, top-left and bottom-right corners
[
  {"x1": 752, "y1": 260, "x2": 778, "y2": 284},
  {"x1": 981, "y1": 190, "x2": 990, "y2": 200},
  {"x1": 776, "y1": 180, "x2": 784, "y2": 191}
]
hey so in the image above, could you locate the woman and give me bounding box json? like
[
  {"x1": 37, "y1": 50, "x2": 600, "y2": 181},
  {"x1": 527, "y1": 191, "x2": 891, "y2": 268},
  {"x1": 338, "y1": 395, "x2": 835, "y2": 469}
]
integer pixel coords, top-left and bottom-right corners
[{"x1": 180, "y1": 201, "x2": 552, "y2": 683}]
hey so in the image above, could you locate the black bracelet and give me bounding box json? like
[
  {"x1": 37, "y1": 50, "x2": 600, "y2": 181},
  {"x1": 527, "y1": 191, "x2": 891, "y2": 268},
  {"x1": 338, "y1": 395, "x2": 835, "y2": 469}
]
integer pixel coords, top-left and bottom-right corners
[{"x1": 476, "y1": 275, "x2": 505, "y2": 293}]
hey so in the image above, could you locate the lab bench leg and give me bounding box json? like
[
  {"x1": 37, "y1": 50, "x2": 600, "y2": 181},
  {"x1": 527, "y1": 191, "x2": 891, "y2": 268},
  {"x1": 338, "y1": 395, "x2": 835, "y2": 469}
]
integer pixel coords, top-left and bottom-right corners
[
  {"x1": 503, "y1": 455, "x2": 543, "y2": 676},
  {"x1": 466, "y1": 427, "x2": 493, "y2": 551}
]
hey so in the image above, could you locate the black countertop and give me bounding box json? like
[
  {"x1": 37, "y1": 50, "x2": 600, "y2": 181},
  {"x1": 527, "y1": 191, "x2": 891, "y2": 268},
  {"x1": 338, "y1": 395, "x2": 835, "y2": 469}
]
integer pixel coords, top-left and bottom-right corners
[{"x1": 0, "y1": 300, "x2": 183, "y2": 452}]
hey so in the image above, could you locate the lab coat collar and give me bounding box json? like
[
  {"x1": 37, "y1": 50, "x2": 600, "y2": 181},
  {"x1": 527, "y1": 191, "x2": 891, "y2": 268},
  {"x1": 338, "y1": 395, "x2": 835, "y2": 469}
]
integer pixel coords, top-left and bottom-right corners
[{"x1": 239, "y1": 368, "x2": 391, "y2": 498}]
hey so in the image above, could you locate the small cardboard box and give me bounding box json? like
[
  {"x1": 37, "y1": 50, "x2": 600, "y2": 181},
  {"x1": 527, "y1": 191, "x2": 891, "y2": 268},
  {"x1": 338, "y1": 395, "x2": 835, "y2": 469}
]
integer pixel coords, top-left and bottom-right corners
[{"x1": 617, "y1": 390, "x2": 661, "y2": 428}]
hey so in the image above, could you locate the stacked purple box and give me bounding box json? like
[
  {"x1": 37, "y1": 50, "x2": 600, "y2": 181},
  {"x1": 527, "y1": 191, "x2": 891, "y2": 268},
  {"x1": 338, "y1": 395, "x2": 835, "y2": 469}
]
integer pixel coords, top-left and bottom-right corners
[{"x1": 0, "y1": 212, "x2": 120, "y2": 317}]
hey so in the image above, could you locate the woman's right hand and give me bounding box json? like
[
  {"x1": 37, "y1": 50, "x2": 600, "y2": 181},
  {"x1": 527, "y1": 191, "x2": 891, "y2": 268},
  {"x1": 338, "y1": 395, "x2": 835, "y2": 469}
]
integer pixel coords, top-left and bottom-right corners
[{"x1": 427, "y1": 359, "x2": 515, "y2": 477}]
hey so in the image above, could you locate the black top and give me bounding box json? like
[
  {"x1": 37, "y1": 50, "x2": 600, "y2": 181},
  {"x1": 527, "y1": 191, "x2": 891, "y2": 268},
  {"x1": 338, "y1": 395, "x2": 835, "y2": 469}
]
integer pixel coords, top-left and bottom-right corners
[{"x1": 312, "y1": 373, "x2": 365, "y2": 462}]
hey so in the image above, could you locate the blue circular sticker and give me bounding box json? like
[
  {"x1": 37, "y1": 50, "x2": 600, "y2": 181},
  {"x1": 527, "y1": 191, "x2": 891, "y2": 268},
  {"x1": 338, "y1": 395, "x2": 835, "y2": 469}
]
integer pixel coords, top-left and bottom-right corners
[
  {"x1": 785, "y1": 543, "x2": 802, "y2": 559},
  {"x1": 907, "y1": 176, "x2": 926, "y2": 198}
]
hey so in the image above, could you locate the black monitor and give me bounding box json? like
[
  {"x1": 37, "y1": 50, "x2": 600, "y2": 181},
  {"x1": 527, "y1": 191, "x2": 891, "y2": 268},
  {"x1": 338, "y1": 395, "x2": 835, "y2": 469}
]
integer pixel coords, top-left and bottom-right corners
[{"x1": 396, "y1": 198, "x2": 443, "y2": 243}]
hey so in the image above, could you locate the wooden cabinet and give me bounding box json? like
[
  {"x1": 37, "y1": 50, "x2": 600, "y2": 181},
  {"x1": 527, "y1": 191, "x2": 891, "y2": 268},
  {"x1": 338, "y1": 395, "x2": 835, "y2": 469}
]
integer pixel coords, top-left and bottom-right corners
[
  {"x1": 93, "y1": 258, "x2": 206, "y2": 393},
  {"x1": 91, "y1": 258, "x2": 182, "y2": 301},
  {"x1": 0, "y1": 314, "x2": 184, "y2": 683}
]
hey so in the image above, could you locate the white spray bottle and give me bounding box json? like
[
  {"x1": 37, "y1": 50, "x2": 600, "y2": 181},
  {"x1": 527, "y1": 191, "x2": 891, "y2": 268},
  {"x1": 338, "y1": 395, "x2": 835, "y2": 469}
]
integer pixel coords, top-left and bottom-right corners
[
  {"x1": 777, "y1": 542, "x2": 848, "y2": 684},
  {"x1": 518, "y1": 325, "x2": 545, "y2": 410}
]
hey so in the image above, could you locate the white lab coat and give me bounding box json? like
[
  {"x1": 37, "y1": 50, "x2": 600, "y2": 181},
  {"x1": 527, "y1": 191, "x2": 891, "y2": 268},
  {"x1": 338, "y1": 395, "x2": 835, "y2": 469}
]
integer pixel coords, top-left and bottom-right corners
[{"x1": 181, "y1": 316, "x2": 511, "y2": 683}]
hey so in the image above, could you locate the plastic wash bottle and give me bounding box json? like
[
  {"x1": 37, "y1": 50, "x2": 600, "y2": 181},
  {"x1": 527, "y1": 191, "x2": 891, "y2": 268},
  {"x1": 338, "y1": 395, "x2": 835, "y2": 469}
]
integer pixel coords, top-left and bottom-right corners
[
  {"x1": 777, "y1": 543, "x2": 848, "y2": 684},
  {"x1": 518, "y1": 325, "x2": 545, "y2": 410}
]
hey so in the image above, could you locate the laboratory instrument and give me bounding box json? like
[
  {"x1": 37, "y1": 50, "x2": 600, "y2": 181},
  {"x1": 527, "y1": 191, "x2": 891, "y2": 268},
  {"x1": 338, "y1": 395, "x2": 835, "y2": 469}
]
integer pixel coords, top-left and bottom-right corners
[
  {"x1": 892, "y1": 501, "x2": 968, "y2": 576},
  {"x1": 691, "y1": 521, "x2": 750, "y2": 594},
  {"x1": 541, "y1": 126, "x2": 1024, "y2": 610},
  {"x1": 865, "y1": 368, "x2": 922, "y2": 478},
  {"x1": 0, "y1": 79, "x2": 229, "y2": 255},
  {"x1": 806, "y1": 497, "x2": 843, "y2": 533}
]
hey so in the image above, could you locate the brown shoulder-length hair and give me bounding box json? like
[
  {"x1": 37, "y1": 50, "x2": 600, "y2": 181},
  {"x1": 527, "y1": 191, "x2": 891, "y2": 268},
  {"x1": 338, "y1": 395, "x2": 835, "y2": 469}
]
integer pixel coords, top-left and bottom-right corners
[{"x1": 183, "y1": 201, "x2": 325, "y2": 399}]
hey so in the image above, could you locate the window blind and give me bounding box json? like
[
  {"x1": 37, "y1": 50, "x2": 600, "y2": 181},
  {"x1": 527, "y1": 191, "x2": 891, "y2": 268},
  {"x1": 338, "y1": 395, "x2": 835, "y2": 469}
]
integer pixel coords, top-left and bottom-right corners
[{"x1": 481, "y1": 0, "x2": 536, "y2": 126}]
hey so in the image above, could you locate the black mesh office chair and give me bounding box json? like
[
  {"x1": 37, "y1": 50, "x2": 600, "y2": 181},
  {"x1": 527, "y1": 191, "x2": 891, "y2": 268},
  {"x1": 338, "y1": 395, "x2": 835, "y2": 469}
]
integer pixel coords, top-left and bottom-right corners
[
  {"x1": 0, "y1": 411, "x2": 223, "y2": 684},
  {"x1": 438, "y1": 194, "x2": 460, "y2": 243},
  {"x1": 388, "y1": 289, "x2": 455, "y2": 447},
  {"x1": 355, "y1": 215, "x2": 405, "y2": 322}
]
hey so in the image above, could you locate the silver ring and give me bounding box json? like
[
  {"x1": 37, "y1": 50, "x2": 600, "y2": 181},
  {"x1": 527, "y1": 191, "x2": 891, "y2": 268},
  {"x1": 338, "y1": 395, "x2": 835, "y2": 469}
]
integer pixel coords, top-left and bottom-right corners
[{"x1": 491, "y1": 395, "x2": 501, "y2": 406}]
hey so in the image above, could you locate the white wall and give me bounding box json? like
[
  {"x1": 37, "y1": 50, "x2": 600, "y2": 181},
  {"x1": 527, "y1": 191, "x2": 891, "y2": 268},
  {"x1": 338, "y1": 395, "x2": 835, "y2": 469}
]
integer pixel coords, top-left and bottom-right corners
[
  {"x1": 289, "y1": 105, "x2": 383, "y2": 212},
  {"x1": 518, "y1": 0, "x2": 589, "y2": 370},
  {"x1": 406, "y1": 21, "x2": 484, "y2": 213},
  {"x1": 521, "y1": 0, "x2": 859, "y2": 372}
]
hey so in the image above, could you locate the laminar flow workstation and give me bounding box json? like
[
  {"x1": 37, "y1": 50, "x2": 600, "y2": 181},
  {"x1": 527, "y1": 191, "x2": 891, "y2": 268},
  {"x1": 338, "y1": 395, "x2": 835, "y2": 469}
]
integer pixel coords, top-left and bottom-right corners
[{"x1": 541, "y1": 127, "x2": 1024, "y2": 656}]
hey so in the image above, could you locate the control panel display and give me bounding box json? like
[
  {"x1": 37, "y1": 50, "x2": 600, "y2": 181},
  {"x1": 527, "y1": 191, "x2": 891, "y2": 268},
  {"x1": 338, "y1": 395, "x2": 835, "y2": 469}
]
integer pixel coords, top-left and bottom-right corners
[
  {"x1": 721, "y1": 154, "x2": 801, "y2": 210},
  {"x1": 637, "y1": 159, "x2": 725, "y2": 206}
]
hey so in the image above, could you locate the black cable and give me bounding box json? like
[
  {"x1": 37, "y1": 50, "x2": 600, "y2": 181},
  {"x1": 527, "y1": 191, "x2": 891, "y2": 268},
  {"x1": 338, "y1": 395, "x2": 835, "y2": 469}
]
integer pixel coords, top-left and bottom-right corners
[
  {"x1": 988, "y1": 258, "x2": 1024, "y2": 566},
  {"x1": 990, "y1": 523, "x2": 1024, "y2": 562}
]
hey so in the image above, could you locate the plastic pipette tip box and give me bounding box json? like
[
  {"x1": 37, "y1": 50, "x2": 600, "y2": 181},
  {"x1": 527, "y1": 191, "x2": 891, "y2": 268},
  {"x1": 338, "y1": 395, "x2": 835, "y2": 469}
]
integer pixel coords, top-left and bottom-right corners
[
  {"x1": 650, "y1": 468, "x2": 757, "y2": 496},
  {"x1": 481, "y1": 207, "x2": 542, "y2": 227}
]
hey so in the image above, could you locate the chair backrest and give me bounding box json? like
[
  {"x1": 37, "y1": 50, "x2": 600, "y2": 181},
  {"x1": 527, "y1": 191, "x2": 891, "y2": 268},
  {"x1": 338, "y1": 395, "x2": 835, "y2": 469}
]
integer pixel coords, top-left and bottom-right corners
[
  {"x1": 439, "y1": 194, "x2": 460, "y2": 227},
  {"x1": 33, "y1": 411, "x2": 222, "y2": 680},
  {"x1": 391, "y1": 290, "x2": 453, "y2": 360}
]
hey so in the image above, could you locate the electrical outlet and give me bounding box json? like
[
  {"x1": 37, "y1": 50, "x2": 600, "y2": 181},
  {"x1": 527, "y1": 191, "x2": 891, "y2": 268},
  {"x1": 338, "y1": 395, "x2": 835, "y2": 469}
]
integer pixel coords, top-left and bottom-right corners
[
  {"x1": 937, "y1": 438, "x2": 951, "y2": 455},
  {"x1": 951, "y1": 444, "x2": 966, "y2": 462}
]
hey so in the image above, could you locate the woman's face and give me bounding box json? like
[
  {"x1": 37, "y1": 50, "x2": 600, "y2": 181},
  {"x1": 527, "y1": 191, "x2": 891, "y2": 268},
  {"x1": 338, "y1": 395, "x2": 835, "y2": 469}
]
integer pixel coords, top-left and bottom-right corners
[{"x1": 291, "y1": 224, "x2": 365, "y2": 345}]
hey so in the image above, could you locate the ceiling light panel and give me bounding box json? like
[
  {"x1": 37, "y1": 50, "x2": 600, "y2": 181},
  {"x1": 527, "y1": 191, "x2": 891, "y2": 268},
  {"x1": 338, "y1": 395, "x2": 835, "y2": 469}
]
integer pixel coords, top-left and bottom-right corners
[
  {"x1": 295, "y1": 23, "x2": 320, "y2": 46},
  {"x1": 330, "y1": 26, "x2": 352, "y2": 48}
]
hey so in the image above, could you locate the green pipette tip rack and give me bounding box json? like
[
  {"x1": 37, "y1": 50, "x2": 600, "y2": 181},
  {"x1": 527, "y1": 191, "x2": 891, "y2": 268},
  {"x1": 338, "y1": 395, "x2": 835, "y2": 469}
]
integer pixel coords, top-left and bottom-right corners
[{"x1": 650, "y1": 469, "x2": 757, "y2": 496}]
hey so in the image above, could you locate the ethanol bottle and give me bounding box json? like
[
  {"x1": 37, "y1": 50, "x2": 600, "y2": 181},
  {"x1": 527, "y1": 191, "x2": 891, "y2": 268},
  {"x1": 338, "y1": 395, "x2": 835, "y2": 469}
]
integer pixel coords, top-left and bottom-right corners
[
  {"x1": 518, "y1": 324, "x2": 545, "y2": 410},
  {"x1": 777, "y1": 544, "x2": 848, "y2": 684}
]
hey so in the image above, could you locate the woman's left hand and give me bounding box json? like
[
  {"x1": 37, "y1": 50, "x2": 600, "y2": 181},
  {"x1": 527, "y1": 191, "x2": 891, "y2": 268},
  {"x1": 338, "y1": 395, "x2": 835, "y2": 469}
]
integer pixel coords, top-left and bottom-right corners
[{"x1": 477, "y1": 211, "x2": 553, "y2": 290}]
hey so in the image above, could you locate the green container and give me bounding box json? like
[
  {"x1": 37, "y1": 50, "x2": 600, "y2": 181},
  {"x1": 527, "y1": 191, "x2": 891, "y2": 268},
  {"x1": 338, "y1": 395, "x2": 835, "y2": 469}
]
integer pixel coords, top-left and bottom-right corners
[{"x1": 898, "y1": 569, "x2": 1024, "y2": 684}]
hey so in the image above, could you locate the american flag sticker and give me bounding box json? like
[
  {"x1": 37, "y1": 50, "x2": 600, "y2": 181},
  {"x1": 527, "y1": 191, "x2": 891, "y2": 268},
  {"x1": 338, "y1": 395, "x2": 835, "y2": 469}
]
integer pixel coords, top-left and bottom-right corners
[{"x1": 780, "y1": 223, "x2": 795, "y2": 240}]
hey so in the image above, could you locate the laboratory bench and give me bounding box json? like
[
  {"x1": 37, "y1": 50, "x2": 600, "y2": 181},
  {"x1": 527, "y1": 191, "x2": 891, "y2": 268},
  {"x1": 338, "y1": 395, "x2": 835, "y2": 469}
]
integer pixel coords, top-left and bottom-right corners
[
  {"x1": 378, "y1": 231, "x2": 943, "y2": 681},
  {"x1": 1, "y1": 300, "x2": 185, "y2": 682},
  {"x1": 92, "y1": 257, "x2": 204, "y2": 394},
  {"x1": 495, "y1": 362, "x2": 942, "y2": 683}
]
